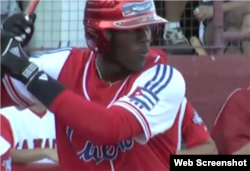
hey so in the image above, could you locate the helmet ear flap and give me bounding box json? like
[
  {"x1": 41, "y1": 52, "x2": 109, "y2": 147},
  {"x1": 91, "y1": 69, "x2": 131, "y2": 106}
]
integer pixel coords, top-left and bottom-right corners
[{"x1": 85, "y1": 28, "x2": 110, "y2": 53}]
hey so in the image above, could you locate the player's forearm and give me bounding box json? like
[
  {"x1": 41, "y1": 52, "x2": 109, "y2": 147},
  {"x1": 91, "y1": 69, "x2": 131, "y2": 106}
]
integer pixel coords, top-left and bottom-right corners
[
  {"x1": 50, "y1": 90, "x2": 143, "y2": 145},
  {"x1": 26, "y1": 72, "x2": 143, "y2": 145},
  {"x1": 222, "y1": 1, "x2": 249, "y2": 12},
  {"x1": 177, "y1": 138, "x2": 218, "y2": 155},
  {"x1": 1, "y1": 83, "x2": 16, "y2": 107},
  {"x1": 233, "y1": 142, "x2": 250, "y2": 155},
  {"x1": 11, "y1": 149, "x2": 48, "y2": 163}
]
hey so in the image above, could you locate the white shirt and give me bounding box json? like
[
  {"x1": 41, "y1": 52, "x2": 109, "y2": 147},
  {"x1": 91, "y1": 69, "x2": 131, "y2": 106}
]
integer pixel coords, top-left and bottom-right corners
[{"x1": 0, "y1": 107, "x2": 56, "y2": 163}]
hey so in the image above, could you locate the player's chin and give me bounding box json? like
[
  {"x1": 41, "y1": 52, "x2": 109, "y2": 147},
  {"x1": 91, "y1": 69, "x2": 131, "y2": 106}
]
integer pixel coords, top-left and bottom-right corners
[
  {"x1": 128, "y1": 60, "x2": 146, "y2": 72},
  {"x1": 124, "y1": 53, "x2": 147, "y2": 72}
]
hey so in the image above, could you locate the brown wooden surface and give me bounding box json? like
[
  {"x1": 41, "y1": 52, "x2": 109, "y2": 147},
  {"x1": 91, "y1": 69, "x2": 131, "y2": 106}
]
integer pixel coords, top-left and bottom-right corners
[{"x1": 168, "y1": 55, "x2": 250, "y2": 130}]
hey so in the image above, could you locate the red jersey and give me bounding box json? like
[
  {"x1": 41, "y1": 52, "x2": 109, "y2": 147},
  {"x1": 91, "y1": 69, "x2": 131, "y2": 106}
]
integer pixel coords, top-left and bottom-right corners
[
  {"x1": 154, "y1": 50, "x2": 209, "y2": 150},
  {"x1": 1, "y1": 48, "x2": 186, "y2": 170},
  {"x1": 0, "y1": 114, "x2": 13, "y2": 171},
  {"x1": 211, "y1": 88, "x2": 250, "y2": 154},
  {"x1": 178, "y1": 98, "x2": 210, "y2": 149}
]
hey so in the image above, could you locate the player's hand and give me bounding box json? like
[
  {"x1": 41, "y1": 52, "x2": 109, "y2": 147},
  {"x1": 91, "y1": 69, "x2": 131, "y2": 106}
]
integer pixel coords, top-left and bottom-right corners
[
  {"x1": 193, "y1": 5, "x2": 214, "y2": 21},
  {"x1": 0, "y1": 13, "x2": 36, "y2": 80},
  {"x1": 1, "y1": 31, "x2": 39, "y2": 84},
  {"x1": 43, "y1": 149, "x2": 58, "y2": 162},
  {"x1": 2, "y1": 12, "x2": 36, "y2": 46}
]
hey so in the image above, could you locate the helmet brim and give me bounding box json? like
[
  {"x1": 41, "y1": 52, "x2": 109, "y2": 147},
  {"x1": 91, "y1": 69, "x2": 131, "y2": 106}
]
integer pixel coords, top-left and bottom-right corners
[{"x1": 99, "y1": 14, "x2": 168, "y2": 30}]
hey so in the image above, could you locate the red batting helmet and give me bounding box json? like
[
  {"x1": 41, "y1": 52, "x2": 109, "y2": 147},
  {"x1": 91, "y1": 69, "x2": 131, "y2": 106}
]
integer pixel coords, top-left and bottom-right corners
[{"x1": 84, "y1": 0, "x2": 168, "y2": 53}]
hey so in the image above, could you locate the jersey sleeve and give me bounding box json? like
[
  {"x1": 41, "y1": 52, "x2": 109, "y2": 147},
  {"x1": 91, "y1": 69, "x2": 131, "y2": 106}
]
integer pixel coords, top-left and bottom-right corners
[
  {"x1": 112, "y1": 64, "x2": 186, "y2": 144},
  {"x1": 211, "y1": 88, "x2": 250, "y2": 154},
  {"x1": 0, "y1": 114, "x2": 14, "y2": 171},
  {"x1": 2, "y1": 48, "x2": 72, "y2": 108},
  {"x1": 181, "y1": 100, "x2": 210, "y2": 149},
  {"x1": 1, "y1": 83, "x2": 16, "y2": 108}
]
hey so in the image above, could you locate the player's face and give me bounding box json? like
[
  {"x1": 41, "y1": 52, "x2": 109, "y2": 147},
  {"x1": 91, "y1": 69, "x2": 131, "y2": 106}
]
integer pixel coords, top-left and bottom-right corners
[{"x1": 110, "y1": 26, "x2": 152, "y2": 72}]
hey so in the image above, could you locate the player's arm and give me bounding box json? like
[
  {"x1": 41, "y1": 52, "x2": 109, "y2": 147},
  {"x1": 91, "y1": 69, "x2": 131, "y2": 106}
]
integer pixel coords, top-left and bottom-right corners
[
  {"x1": 25, "y1": 64, "x2": 185, "y2": 145},
  {"x1": 177, "y1": 101, "x2": 217, "y2": 155},
  {"x1": 211, "y1": 88, "x2": 250, "y2": 154},
  {"x1": 1, "y1": 12, "x2": 36, "y2": 108},
  {"x1": 11, "y1": 148, "x2": 58, "y2": 163},
  {"x1": 233, "y1": 142, "x2": 250, "y2": 155},
  {"x1": 177, "y1": 138, "x2": 217, "y2": 155},
  {"x1": 0, "y1": 114, "x2": 14, "y2": 171},
  {"x1": 1, "y1": 49, "x2": 72, "y2": 108}
]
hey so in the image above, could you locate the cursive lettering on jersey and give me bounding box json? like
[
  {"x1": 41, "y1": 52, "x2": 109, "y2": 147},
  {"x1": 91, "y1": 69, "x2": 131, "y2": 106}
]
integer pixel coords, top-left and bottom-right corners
[
  {"x1": 15, "y1": 138, "x2": 56, "y2": 149},
  {"x1": 66, "y1": 127, "x2": 134, "y2": 164}
]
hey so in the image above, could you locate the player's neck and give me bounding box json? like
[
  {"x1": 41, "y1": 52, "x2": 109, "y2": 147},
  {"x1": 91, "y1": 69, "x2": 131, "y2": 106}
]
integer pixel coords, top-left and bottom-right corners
[{"x1": 96, "y1": 55, "x2": 130, "y2": 83}]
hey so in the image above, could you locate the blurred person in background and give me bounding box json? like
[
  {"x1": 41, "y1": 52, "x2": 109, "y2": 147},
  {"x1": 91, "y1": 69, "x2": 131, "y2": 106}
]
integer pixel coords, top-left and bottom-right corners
[
  {"x1": 211, "y1": 87, "x2": 250, "y2": 155},
  {"x1": 0, "y1": 104, "x2": 58, "y2": 164},
  {"x1": 0, "y1": 114, "x2": 12, "y2": 171},
  {"x1": 162, "y1": 1, "x2": 191, "y2": 54},
  {"x1": 177, "y1": 98, "x2": 217, "y2": 155},
  {"x1": 1, "y1": 0, "x2": 11, "y2": 23},
  {"x1": 1, "y1": 0, "x2": 22, "y2": 24},
  {"x1": 195, "y1": 0, "x2": 250, "y2": 55}
]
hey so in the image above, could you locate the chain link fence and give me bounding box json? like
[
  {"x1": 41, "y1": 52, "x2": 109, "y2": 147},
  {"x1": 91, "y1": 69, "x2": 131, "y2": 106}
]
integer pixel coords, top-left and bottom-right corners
[
  {"x1": 25, "y1": 0, "x2": 86, "y2": 54},
  {"x1": 27, "y1": 1, "x2": 198, "y2": 51},
  {"x1": 20, "y1": 0, "x2": 250, "y2": 55}
]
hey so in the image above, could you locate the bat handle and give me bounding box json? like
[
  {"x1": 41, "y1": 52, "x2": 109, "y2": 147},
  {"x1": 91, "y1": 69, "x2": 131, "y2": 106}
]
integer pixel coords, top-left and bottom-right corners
[{"x1": 25, "y1": 0, "x2": 40, "y2": 14}]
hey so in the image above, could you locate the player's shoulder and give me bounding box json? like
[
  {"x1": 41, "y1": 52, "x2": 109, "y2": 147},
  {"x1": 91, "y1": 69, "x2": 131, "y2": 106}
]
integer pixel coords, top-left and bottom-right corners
[
  {"x1": 137, "y1": 48, "x2": 169, "y2": 81},
  {"x1": 137, "y1": 63, "x2": 185, "y2": 87},
  {"x1": 229, "y1": 88, "x2": 248, "y2": 99},
  {"x1": 30, "y1": 47, "x2": 73, "y2": 61},
  {"x1": 0, "y1": 106, "x2": 26, "y2": 124},
  {"x1": 130, "y1": 63, "x2": 185, "y2": 102},
  {"x1": 214, "y1": 87, "x2": 249, "y2": 126},
  {"x1": 30, "y1": 47, "x2": 91, "y2": 63},
  {"x1": 0, "y1": 107, "x2": 36, "y2": 122},
  {"x1": 0, "y1": 107, "x2": 19, "y2": 118},
  {"x1": 222, "y1": 88, "x2": 249, "y2": 110},
  {"x1": 30, "y1": 47, "x2": 92, "y2": 79}
]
